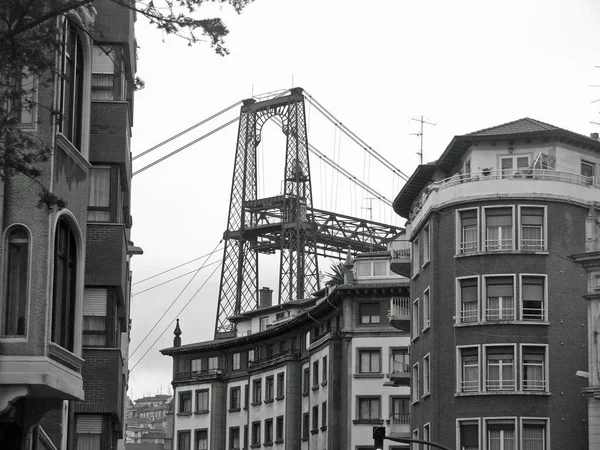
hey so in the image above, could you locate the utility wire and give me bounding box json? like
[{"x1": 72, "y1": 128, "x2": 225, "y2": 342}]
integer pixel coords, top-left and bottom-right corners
[
  {"x1": 132, "y1": 101, "x2": 242, "y2": 161},
  {"x1": 132, "y1": 248, "x2": 223, "y2": 286},
  {"x1": 129, "y1": 261, "x2": 222, "y2": 373},
  {"x1": 303, "y1": 91, "x2": 410, "y2": 180},
  {"x1": 129, "y1": 241, "x2": 222, "y2": 359},
  {"x1": 132, "y1": 118, "x2": 238, "y2": 176},
  {"x1": 132, "y1": 260, "x2": 222, "y2": 296}
]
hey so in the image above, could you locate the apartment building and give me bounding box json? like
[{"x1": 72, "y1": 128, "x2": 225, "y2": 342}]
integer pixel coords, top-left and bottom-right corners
[
  {"x1": 0, "y1": 0, "x2": 138, "y2": 448},
  {"x1": 161, "y1": 252, "x2": 411, "y2": 450},
  {"x1": 391, "y1": 118, "x2": 598, "y2": 449}
]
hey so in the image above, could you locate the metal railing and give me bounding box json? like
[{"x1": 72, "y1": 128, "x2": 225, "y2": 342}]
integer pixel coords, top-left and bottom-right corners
[
  {"x1": 523, "y1": 379, "x2": 546, "y2": 391},
  {"x1": 522, "y1": 305, "x2": 545, "y2": 321},
  {"x1": 390, "y1": 297, "x2": 411, "y2": 317},
  {"x1": 486, "y1": 378, "x2": 515, "y2": 391},
  {"x1": 460, "y1": 380, "x2": 479, "y2": 392},
  {"x1": 248, "y1": 349, "x2": 299, "y2": 367}
]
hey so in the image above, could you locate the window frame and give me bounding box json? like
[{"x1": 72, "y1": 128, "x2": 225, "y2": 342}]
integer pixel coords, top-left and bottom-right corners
[
  {"x1": 265, "y1": 375, "x2": 274, "y2": 402},
  {"x1": 358, "y1": 348, "x2": 381, "y2": 374},
  {"x1": 520, "y1": 417, "x2": 548, "y2": 450},
  {"x1": 264, "y1": 418, "x2": 274, "y2": 444},
  {"x1": 484, "y1": 417, "x2": 517, "y2": 450},
  {"x1": 412, "y1": 297, "x2": 420, "y2": 340},
  {"x1": 357, "y1": 396, "x2": 381, "y2": 421},
  {"x1": 228, "y1": 426, "x2": 240, "y2": 450},
  {"x1": 251, "y1": 421, "x2": 261, "y2": 446},
  {"x1": 177, "y1": 430, "x2": 191, "y2": 450},
  {"x1": 423, "y1": 287, "x2": 430, "y2": 331},
  {"x1": 422, "y1": 353, "x2": 430, "y2": 397},
  {"x1": 322, "y1": 401, "x2": 327, "y2": 428},
  {"x1": 312, "y1": 360, "x2": 319, "y2": 387},
  {"x1": 482, "y1": 205, "x2": 515, "y2": 251},
  {"x1": 232, "y1": 352, "x2": 241, "y2": 371},
  {"x1": 518, "y1": 205, "x2": 547, "y2": 251},
  {"x1": 194, "y1": 389, "x2": 209, "y2": 413},
  {"x1": 483, "y1": 274, "x2": 516, "y2": 322},
  {"x1": 311, "y1": 405, "x2": 319, "y2": 432},
  {"x1": 456, "y1": 418, "x2": 481, "y2": 450},
  {"x1": 500, "y1": 154, "x2": 531, "y2": 178},
  {"x1": 519, "y1": 274, "x2": 548, "y2": 322},
  {"x1": 194, "y1": 429, "x2": 208, "y2": 450},
  {"x1": 358, "y1": 302, "x2": 381, "y2": 325},
  {"x1": 322, "y1": 355, "x2": 328, "y2": 384},
  {"x1": 422, "y1": 223, "x2": 431, "y2": 266},
  {"x1": 276, "y1": 415, "x2": 284, "y2": 443},
  {"x1": 2, "y1": 225, "x2": 31, "y2": 338},
  {"x1": 412, "y1": 362, "x2": 420, "y2": 404},
  {"x1": 456, "y1": 345, "x2": 480, "y2": 393},
  {"x1": 276, "y1": 372, "x2": 285, "y2": 399},
  {"x1": 229, "y1": 386, "x2": 241, "y2": 411},
  {"x1": 412, "y1": 236, "x2": 420, "y2": 278},
  {"x1": 520, "y1": 344, "x2": 548, "y2": 393},
  {"x1": 252, "y1": 378, "x2": 262, "y2": 405},
  {"x1": 178, "y1": 391, "x2": 192, "y2": 414},
  {"x1": 302, "y1": 413, "x2": 309, "y2": 440},
  {"x1": 456, "y1": 207, "x2": 479, "y2": 255},
  {"x1": 456, "y1": 276, "x2": 480, "y2": 325},
  {"x1": 82, "y1": 288, "x2": 109, "y2": 347},
  {"x1": 484, "y1": 344, "x2": 517, "y2": 392}
]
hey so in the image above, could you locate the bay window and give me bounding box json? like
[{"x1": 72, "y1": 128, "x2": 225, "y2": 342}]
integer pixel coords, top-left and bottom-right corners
[
  {"x1": 485, "y1": 207, "x2": 513, "y2": 251},
  {"x1": 60, "y1": 20, "x2": 84, "y2": 150}
]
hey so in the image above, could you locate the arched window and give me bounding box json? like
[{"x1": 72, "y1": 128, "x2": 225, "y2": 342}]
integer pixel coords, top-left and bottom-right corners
[
  {"x1": 3, "y1": 227, "x2": 29, "y2": 336},
  {"x1": 52, "y1": 218, "x2": 77, "y2": 351},
  {"x1": 59, "y1": 20, "x2": 84, "y2": 150}
]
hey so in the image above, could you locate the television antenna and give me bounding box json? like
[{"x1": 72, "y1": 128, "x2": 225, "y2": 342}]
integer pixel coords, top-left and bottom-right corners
[{"x1": 411, "y1": 115, "x2": 437, "y2": 164}]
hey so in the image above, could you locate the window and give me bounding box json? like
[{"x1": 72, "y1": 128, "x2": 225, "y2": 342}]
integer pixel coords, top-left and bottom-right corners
[
  {"x1": 485, "y1": 207, "x2": 513, "y2": 251},
  {"x1": 252, "y1": 379, "x2": 262, "y2": 404},
  {"x1": 522, "y1": 419, "x2": 547, "y2": 450},
  {"x1": 423, "y1": 224, "x2": 430, "y2": 263},
  {"x1": 76, "y1": 415, "x2": 102, "y2": 450},
  {"x1": 266, "y1": 344, "x2": 274, "y2": 357},
  {"x1": 412, "y1": 237, "x2": 420, "y2": 276},
  {"x1": 82, "y1": 288, "x2": 107, "y2": 346},
  {"x1": 91, "y1": 46, "x2": 124, "y2": 101},
  {"x1": 59, "y1": 20, "x2": 84, "y2": 149},
  {"x1": 358, "y1": 397, "x2": 380, "y2": 420},
  {"x1": 88, "y1": 167, "x2": 111, "y2": 222},
  {"x1": 232, "y1": 352, "x2": 241, "y2": 370},
  {"x1": 208, "y1": 356, "x2": 218, "y2": 371},
  {"x1": 458, "y1": 277, "x2": 479, "y2": 323},
  {"x1": 302, "y1": 413, "x2": 309, "y2": 440},
  {"x1": 500, "y1": 155, "x2": 529, "y2": 178},
  {"x1": 265, "y1": 376, "x2": 274, "y2": 401},
  {"x1": 229, "y1": 427, "x2": 240, "y2": 450},
  {"x1": 356, "y1": 260, "x2": 388, "y2": 277},
  {"x1": 191, "y1": 359, "x2": 202, "y2": 373},
  {"x1": 423, "y1": 288, "x2": 430, "y2": 330},
  {"x1": 522, "y1": 346, "x2": 546, "y2": 391},
  {"x1": 373, "y1": 260, "x2": 387, "y2": 276},
  {"x1": 303, "y1": 367, "x2": 310, "y2": 394},
  {"x1": 391, "y1": 397, "x2": 410, "y2": 425},
  {"x1": 276, "y1": 416, "x2": 284, "y2": 442},
  {"x1": 3, "y1": 227, "x2": 29, "y2": 336},
  {"x1": 52, "y1": 218, "x2": 78, "y2": 351},
  {"x1": 423, "y1": 423, "x2": 430, "y2": 447},
  {"x1": 486, "y1": 347, "x2": 515, "y2": 391},
  {"x1": 251, "y1": 422, "x2": 261, "y2": 446},
  {"x1": 195, "y1": 389, "x2": 209, "y2": 412},
  {"x1": 195, "y1": 429, "x2": 207, "y2": 450},
  {"x1": 243, "y1": 425, "x2": 248, "y2": 449},
  {"x1": 322, "y1": 402, "x2": 327, "y2": 428},
  {"x1": 4, "y1": 71, "x2": 37, "y2": 126},
  {"x1": 359, "y1": 349, "x2": 381, "y2": 373},
  {"x1": 265, "y1": 419, "x2": 273, "y2": 444},
  {"x1": 458, "y1": 420, "x2": 479, "y2": 450},
  {"x1": 312, "y1": 405, "x2": 319, "y2": 431},
  {"x1": 248, "y1": 349, "x2": 255, "y2": 363},
  {"x1": 178, "y1": 431, "x2": 191, "y2": 450},
  {"x1": 412, "y1": 363, "x2": 420, "y2": 402},
  {"x1": 582, "y1": 160, "x2": 595, "y2": 178},
  {"x1": 179, "y1": 391, "x2": 192, "y2": 413},
  {"x1": 178, "y1": 358, "x2": 191, "y2": 375},
  {"x1": 412, "y1": 297, "x2": 420, "y2": 338},
  {"x1": 259, "y1": 316, "x2": 269, "y2": 331},
  {"x1": 487, "y1": 419, "x2": 515, "y2": 450},
  {"x1": 359, "y1": 302, "x2": 380, "y2": 324},
  {"x1": 459, "y1": 347, "x2": 479, "y2": 393},
  {"x1": 244, "y1": 384, "x2": 249, "y2": 409},
  {"x1": 485, "y1": 276, "x2": 515, "y2": 321},
  {"x1": 412, "y1": 429, "x2": 419, "y2": 450},
  {"x1": 312, "y1": 360, "x2": 319, "y2": 386},
  {"x1": 423, "y1": 354, "x2": 430, "y2": 396},
  {"x1": 230, "y1": 386, "x2": 241, "y2": 410},
  {"x1": 519, "y1": 207, "x2": 545, "y2": 250},
  {"x1": 458, "y1": 209, "x2": 478, "y2": 254},
  {"x1": 275, "y1": 311, "x2": 287, "y2": 321},
  {"x1": 277, "y1": 372, "x2": 285, "y2": 398},
  {"x1": 322, "y1": 356, "x2": 328, "y2": 383},
  {"x1": 521, "y1": 276, "x2": 545, "y2": 321},
  {"x1": 390, "y1": 349, "x2": 410, "y2": 374}
]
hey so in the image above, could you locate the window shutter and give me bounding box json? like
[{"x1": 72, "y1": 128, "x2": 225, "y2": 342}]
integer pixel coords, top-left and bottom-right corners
[
  {"x1": 522, "y1": 277, "x2": 544, "y2": 300},
  {"x1": 92, "y1": 47, "x2": 115, "y2": 74},
  {"x1": 522, "y1": 207, "x2": 543, "y2": 225},
  {"x1": 76, "y1": 415, "x2": 103, "y2": 433},
  {"x1": 486, "y1": 277, "x2": 513, "y2": 297},
  {"x1": 486, "y1": 208, "x2": 512, "y2": 226},
  {"x1": 83, "y1": 289, "x2": 107, "y2": 316},
  {"x1": 461, "y1": 278, "x2": 478, "y2": 301},
  {"x1": 460, "y1": 209, "x2": 477, "y2": 227}
]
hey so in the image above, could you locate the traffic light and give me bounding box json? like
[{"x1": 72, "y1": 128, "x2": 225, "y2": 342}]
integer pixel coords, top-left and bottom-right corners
[{"x1": 373, "y1": 426, "x2": 385, "y2": 450}]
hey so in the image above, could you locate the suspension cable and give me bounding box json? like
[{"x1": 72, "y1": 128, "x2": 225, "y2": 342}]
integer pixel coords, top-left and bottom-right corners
[
  {"x1": 132, "y1": 118, "x2": 239, "y2": 176},
  {"x1": 132, "y1": 260, "x2": 222, "y2": 296},
  {"x1": 132, "y1": 101, "x2": 242, "y2": 161}
]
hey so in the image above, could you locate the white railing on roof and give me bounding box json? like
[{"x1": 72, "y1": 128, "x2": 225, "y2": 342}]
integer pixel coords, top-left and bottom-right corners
[{"x1": 390, "y1": 297, "x2": 411, "y2": 317}]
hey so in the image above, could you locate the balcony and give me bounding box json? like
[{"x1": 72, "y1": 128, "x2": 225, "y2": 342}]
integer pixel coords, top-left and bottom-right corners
[
  {"x1": 388, "y1": 297, "x2": 410, "y2": 332},
  {"x1": 409, "y1": 168, "x2": 600, "y2": 232},
  {"x1": 174, "y1": 367, "x2": 225, "y2": 383},
  {"x1": 387, "y1": 413, "x2": 410, "y2": 438},
  {"x1": 386, "y1": 355, "x2": 411, "y2": 387},
  {"x1": 388, "y1": 241, "x2": 411, "y2": 277},
  {"x1": 248, "y1": 349, "x2": 300, "y2": 372}
]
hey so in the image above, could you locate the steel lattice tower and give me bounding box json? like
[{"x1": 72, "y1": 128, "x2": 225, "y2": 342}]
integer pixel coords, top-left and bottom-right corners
[{"x1": 215, "y1": 88, "x2": 320, "y2": 335}]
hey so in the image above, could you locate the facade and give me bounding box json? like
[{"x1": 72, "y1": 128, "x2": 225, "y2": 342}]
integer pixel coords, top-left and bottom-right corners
[
  {"x1": 125, "y1": 395, "x2": 174, "y2": 449},
  {"x1": 0, "y1": 1, "x2": 138, "y2": 449},
  {"x1": 391, "y1": 118, "x2": 599, "y2": 449},
  {"x1": 161, "y1": 253, "x2": 411, "y2": 450}
]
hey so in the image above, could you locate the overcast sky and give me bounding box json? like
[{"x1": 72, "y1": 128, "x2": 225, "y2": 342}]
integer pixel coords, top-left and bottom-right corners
[{"x1": 126, "y1": 0, "x2": 600, "y2": 399}]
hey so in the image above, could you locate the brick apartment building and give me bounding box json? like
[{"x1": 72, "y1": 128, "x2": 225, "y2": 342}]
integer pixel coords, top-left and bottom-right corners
[
  {"x1": 391, "y1": 118, "x2": 599, "y2": 449},
  {"x1": 0, "y1": 1, "x2": 138, "y2": 448},
  {"x1": 161, "y1": 252, "x2": 411, "y2": 450}
]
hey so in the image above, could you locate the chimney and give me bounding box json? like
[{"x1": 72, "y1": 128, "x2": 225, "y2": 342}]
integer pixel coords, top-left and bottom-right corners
[
  {"x1": 173, "y1": 319, "x2": 181, "y2": 347},
  {"x1": 258, "y1": 287, "x2": 273, "y2": 308},
  {"x1": 590, "y1": 132, "x2": 599, "y2": 141}
]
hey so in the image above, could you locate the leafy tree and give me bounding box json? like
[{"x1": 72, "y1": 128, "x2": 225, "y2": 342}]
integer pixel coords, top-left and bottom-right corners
[
  {"x1": 0, "y1": 0, "x2": 253, "y2": 209},
  {"x1": 324, "y1": 261, "x2": 345, "y2": 287}
]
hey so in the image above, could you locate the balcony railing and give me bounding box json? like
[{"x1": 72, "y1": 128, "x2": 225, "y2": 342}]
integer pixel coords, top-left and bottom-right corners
[
  {"x1": 388, "y1": 297, "x2": 411, "y2": 332},
  {"x1": 486, "y1": 378, "x2": 515, "y2": 391},
  {"x1": 248, "y1": 349, "x2": 300, "y2": 369},
  {"x1": 388, "y1": 413, "x2": 410, "y2": 436},
  {"x1": 311, "y1": 327, "x2": 341, "y2": 345},
  {"x1": 522, "y1": 305, "x2": 545, "y2": 321},
  {"x1": 175, "y1": 367, "x2": 224, "y2": 380},
  {"x1": 523, "y1": 379, "x2": 546, "y2": 391}
]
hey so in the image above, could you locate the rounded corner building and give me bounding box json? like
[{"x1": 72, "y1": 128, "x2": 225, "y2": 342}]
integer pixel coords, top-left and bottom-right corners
[{"x1": 391, "y1": 118, "x2": 600, "y2": 450}]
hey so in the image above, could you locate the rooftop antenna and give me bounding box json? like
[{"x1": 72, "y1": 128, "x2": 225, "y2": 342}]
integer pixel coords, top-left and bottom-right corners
[{"x1": 411, "y1": 115, "x2": 437, "y2": 164}]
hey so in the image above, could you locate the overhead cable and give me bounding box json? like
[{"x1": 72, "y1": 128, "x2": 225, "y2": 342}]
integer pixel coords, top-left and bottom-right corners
[
  {"x1": 132, "y1": 260, "x2": 222, "y2": 296},
  {"x1": 132, "y1": 101, "x2": 242, "y2": 161}
]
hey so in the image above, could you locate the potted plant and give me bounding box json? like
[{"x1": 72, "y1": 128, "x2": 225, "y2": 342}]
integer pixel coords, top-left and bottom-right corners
[{"x1": 482, "y1": 167, "x2": 492, "y2": 176}]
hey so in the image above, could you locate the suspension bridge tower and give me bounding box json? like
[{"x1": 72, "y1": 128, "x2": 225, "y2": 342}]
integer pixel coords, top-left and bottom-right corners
[{"x1": 216, "y1": 88, "x2": 320, "y2": 335}]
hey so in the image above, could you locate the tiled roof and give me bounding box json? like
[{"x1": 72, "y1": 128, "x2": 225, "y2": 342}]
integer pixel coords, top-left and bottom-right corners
[{"x1": 467, "y1": 117, "x2": 559, "y2": 136}]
